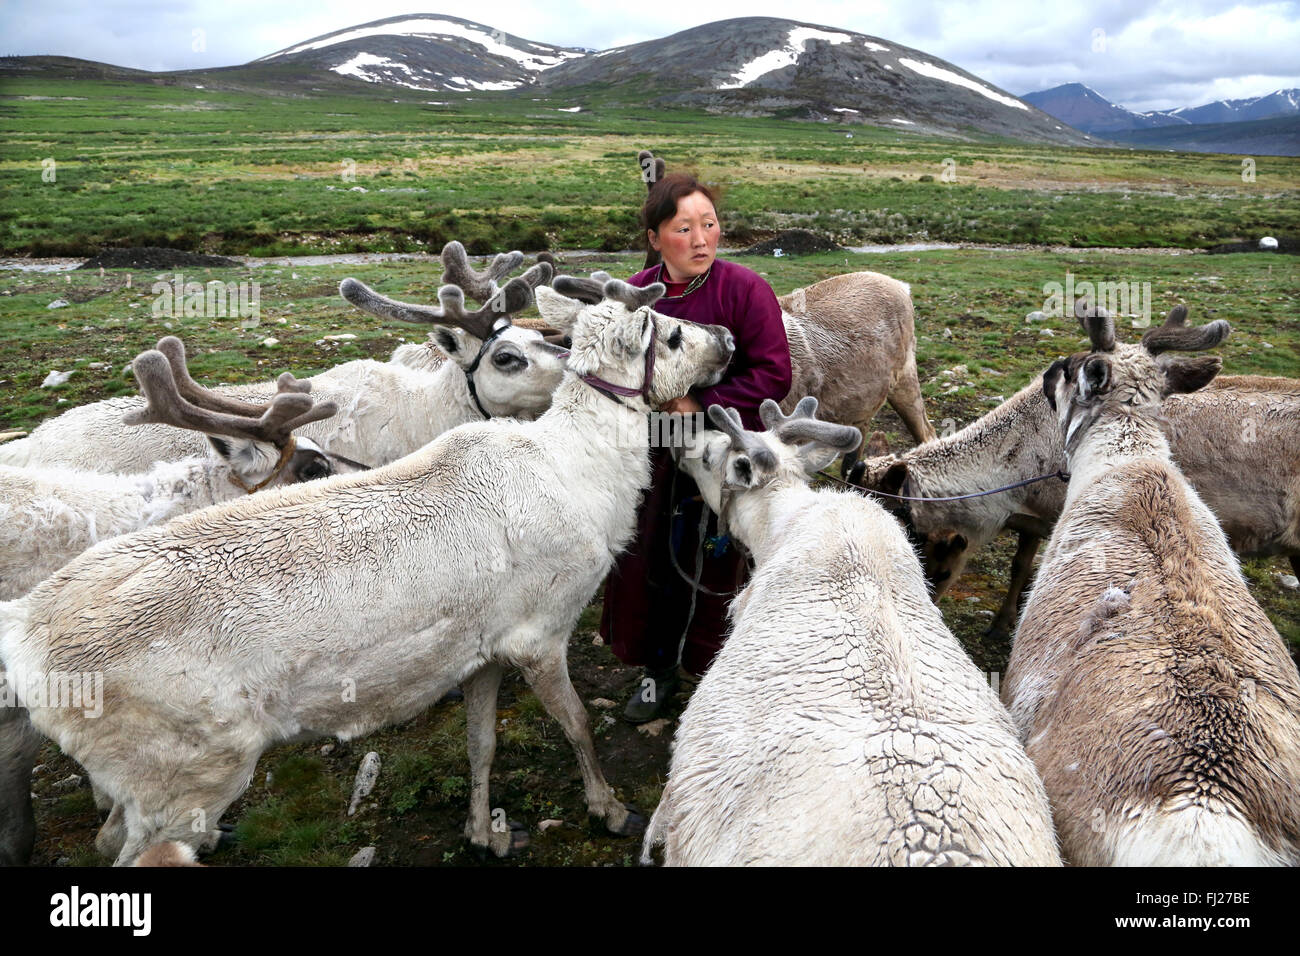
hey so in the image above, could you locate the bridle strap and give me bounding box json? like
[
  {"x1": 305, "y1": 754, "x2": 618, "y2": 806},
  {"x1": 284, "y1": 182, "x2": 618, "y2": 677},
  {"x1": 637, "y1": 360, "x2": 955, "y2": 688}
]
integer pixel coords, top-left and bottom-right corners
[
  {"x1": 822, "y1": 468, "x2": 1071, "y2": 502},
  {"x1": 463, "y1": 324, "x2": 509, "y2": 419},
  {"x1": 228, "y1": 437, "x2": 297, "y2": 494},
  {"x1": 579, "y1": 312, "x2": 658, "y2": 406}
]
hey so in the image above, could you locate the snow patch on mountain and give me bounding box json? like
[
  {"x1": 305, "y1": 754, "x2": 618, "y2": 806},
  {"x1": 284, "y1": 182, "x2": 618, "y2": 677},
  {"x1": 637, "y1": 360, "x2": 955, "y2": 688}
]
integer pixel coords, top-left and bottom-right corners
[
  {"x1": 717, "y1": 26, "x2": 854, "y2": 89},
  {"x1": 260, "y1": 16, "x2": 583, "y2": 71},
  {"x1": 898, "y1": 57, "x2": 1027, "y2": 110}
]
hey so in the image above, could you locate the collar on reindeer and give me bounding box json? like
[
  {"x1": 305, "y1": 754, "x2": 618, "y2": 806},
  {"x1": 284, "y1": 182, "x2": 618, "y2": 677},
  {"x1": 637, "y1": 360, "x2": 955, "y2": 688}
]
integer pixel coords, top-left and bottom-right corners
[
  {"x1": 463, "y1": 323, "x2": 510, "y2": 419},
  {"x1": 579, "y1": 312, "x2": 658, "y2": 408},
  {"x1": 228, "y1": 437, "x2": 297, "y2": 494}
]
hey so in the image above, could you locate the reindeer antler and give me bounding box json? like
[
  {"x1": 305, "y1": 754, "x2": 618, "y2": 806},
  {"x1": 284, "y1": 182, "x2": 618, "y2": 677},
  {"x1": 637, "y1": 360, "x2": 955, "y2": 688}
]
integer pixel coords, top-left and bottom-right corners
[
  {"x1": 1074, "y1": 298, "x2": 1116, "y2": 352},
  {"x1": 124, "y1": 350, "x2": 337, "y2": 447},
  {"x1": 439, "y1": 241, "x2": 524, "y2": 304},
  {"x1": 1141, "y1": 304, "x2": 1230, "y2": 355},
  {"x1": 637, "y1": 150, "x2": 666, "y2": 189},
  {"x1": 152, "y1": 336, "x2": 309, "y2": 419},
  {"x1": 339, "y1": 274, "x2": 537, "y2": 340},
  {"x1": 758, "y1": 397, "x2": 861, "y2": 452},
  {"x1": 551, "y1": 272, "x2": 665, "y2": 310}
]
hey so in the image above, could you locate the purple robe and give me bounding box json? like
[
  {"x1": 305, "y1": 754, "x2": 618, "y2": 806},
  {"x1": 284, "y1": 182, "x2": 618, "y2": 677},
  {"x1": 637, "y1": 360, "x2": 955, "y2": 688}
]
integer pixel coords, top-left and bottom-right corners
[{"x1": 599, "y1": 258, "x2": 792, "y2": 675}]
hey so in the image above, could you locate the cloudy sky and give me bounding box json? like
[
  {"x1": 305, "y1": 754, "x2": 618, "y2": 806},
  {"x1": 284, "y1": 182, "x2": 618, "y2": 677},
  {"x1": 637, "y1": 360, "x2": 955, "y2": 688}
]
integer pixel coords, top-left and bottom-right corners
[{"x1": 3, "y1": 0, "x2": 1297, "y2": 111}]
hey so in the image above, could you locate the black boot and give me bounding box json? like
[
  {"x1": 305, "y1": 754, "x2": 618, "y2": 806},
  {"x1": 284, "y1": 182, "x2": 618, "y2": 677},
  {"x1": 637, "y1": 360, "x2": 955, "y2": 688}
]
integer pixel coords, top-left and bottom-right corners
[{"x1": 622, "y1": 665, "x2": 680, "y2": 724}]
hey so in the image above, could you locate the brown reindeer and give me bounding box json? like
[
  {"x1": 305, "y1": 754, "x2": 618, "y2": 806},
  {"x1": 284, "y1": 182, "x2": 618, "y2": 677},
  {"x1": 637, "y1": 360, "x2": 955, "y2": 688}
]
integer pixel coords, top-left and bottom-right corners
[{"x1": 1003, "y1": 302, "x2": 1300, "y2": 865}]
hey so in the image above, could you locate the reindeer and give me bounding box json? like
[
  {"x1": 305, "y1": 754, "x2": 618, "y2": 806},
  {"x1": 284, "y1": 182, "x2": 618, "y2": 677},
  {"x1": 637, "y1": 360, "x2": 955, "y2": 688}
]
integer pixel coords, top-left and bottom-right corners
[{"x1": 1003, "y1": 303, "x2": 1300, "y2": 865}]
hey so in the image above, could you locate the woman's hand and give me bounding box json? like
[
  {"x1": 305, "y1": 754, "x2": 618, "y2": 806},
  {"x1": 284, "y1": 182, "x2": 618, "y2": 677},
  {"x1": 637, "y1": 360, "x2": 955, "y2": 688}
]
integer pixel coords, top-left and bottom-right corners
[{"x1": 658, "y1": 395, "x2": 704, "y2": 416}]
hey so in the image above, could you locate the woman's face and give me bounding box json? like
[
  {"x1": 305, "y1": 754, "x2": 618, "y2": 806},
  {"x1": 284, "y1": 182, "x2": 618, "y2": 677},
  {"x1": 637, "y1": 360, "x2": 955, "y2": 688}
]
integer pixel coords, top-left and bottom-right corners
[{"x1": 648, "y1": 191, "x2": 720, "y2": 283}]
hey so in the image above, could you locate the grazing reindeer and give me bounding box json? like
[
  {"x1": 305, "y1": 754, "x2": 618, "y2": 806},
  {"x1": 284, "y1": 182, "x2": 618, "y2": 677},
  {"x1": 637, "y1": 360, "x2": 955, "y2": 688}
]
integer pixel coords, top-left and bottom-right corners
[
  {"x1": 1004, "y1": 303, "x2": 1300, "y2": 866},
  {"x1": 644, "y1": 398, "x2": 1060, "y2": 866}
]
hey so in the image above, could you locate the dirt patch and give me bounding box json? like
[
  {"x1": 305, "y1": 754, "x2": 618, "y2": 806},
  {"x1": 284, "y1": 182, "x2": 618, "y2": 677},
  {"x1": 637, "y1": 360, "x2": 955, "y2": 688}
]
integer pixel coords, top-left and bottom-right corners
[
  {"x1": 77, "y1": 247, "x2": 243, "y2": 270},
  {"x1": 740, "y1": 229, "x2": 843, "y2": 256}
]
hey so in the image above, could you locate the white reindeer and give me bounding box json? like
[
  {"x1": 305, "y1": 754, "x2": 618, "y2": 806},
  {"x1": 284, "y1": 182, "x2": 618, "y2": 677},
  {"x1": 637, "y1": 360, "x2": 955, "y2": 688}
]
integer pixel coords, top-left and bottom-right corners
[
  {"x1": 643, "y1": 398, "x2": 1060, "y2": 866},
  {"x1": 0, "y1": 275, "x2": 734, "y2": 865},
  {"x1": 1005, "y1": 303, "x2": 1300, "y2": 865},
  {"x1": 0, "y1": 245, "x2": 562, "y2": 472}
]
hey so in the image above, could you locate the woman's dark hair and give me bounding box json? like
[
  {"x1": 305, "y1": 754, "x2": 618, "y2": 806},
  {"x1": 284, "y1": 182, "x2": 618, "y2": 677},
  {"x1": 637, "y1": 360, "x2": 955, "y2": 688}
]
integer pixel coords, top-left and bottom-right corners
[{"x1": 640, "y1": 173, "x2": 720, "y2": 235}]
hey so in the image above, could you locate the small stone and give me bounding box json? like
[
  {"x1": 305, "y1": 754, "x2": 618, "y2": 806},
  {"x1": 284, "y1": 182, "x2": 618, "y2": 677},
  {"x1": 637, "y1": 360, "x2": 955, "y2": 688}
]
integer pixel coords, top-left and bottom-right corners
[
  {"x1": 591, "y1": 634, "x2": 604, "y2": 646},
  {"x1": 350, "y1": 186, "x2": 368, "y2": 193},
  {"x1": 1258, "y1": 236, "x2": 1278, "y2": 251},
  {"x1": 942, "y1": 327, "x2": 953, "y2": 339},
  {"x1": 978, "y1": 610, "x2": 994, "y2": 618},
  {"x1": 1040, "y1": 328, "x2": 1055, "y2": 337},
  {"x1": 323, "y1": 333, "x2": 357, "y2": 341},
  {"x1": 47, "y1": 298, "x2": 69, "y2": 309},
  {"x1": 320, "y1": 743, "x2": 335, "y2": 756},
  {"x1": 636, "y1": 718, "x2": 672, "y2": 737},
  {"x1": 1024, "y1": 310, "x2": 1046, "y2": 323},
  {"x1": 347, "y1": 846, "x2": 376, "y2": 867},
  {"x1": 1261, "y1": 342, "x2": 1273, "y2": 348},
  {"x1": 538, "y1": 819, "x2": 564, "y2": 832},
  {"x1": 87, "y1": 362, "x2": 110, "y2": 370},
  {"x1": 261, "y1": 337, "x2": 279, "y2": 347},
  {"x1": 1277, "y1": 573, "x2": 1299, "y2": 590},
  {"x1": 349, "y1": 751, "x2": 382, "y2": 815},
  {"x1": 52, "y1": 774, "x2": 83, "y2": 792},
  {"x1": 590, "y1": 698, "x2": 617, "y2": 710},
  {"x1": 965, "y1": 596, "x2": 980, "y2": 604},
  {"x1": 41, "y1": 370, "x2": 72, "y2": 388}
]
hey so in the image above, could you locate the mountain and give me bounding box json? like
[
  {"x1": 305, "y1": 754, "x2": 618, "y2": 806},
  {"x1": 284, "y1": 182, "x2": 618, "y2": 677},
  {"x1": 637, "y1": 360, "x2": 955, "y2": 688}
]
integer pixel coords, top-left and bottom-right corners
[
  {"x1": 3, "y1": 14, "x2": 1091, "y2": 145},
  {"x1": 1168, "y1": 88, "x2": 1300, "y2": 125},
  {"x1": 537, "y1": 18, "x2": 1089, "y2": 145},
  {"x1": 1021, "y1": 84, "x2": 1187, "y2": 134},
  {"x1": 1023, "y1": 82, "x2": 1300, "y2": 135},
  {"x1": 1105, "y1": 115, "x2": 1300, "y2": 157},
  {"x1": 253, "y1": 14, "x2": 585, "y2": 92}
]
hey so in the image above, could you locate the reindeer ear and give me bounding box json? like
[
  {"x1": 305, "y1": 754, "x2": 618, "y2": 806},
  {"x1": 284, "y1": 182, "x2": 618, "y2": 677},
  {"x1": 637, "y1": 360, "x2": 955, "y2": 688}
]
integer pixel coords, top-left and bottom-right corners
[
  {"x1": 726, "y1": 455, "x2": 757, "y2": 489},
  {"x1": 1078, "y1": 356, "x2": 1110, "y2": 400},
  {"x1": 534, "y1": 285, "x2": 585, "y2": 332},
  {"x1": 1042, "y1": 359, "x2": 1067, "y2": 412},
  {"x1": 1162, "y1": 355, "x2": 1222, "y2": 395},
  {"x1": 882, "y1": 461, "x2": 908, "y2": 497},
  {"x1": 431, "y1": 326, "x2": 465, "y2": 360},
  {"x1": 796, "y1": 443, "x2": 842, "y2": 475}
]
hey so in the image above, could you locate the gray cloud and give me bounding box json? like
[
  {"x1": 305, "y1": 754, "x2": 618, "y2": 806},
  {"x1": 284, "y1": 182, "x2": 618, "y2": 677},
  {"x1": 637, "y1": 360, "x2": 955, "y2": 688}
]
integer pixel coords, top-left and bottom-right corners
[{"x1": 2, "y1": 0, "x2": 1296, "y2": 111}]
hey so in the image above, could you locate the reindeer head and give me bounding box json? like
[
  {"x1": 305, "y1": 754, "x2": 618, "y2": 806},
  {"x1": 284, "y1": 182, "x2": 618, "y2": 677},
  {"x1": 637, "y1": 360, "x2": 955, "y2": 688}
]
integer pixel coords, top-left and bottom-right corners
[
  {"x1": 677, "y1": 397, "x2": 861, "y2": 519},
  {"x1": 124, "y1": 338, "x2": 367, "y2": 492},
  {"x1": 338, "y1": 255, "x2": 566, "y2": 418},
  {"x1": 535, "y1": 273, "x2": 734, "y2": 406},
  {"x1": 1043, "y1": 300, "x2": 1230, "y2": 455}
]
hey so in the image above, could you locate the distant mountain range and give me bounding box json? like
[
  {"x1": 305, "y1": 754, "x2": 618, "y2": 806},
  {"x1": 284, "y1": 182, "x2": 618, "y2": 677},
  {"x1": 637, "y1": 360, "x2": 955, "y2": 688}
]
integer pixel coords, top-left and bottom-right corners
[
  {"x1": 1022, "y1": 83, "x2": 1300, "y2": 154},
  {"x1": 3, "y1": 14, "x2": 1093, "y2": 146}
]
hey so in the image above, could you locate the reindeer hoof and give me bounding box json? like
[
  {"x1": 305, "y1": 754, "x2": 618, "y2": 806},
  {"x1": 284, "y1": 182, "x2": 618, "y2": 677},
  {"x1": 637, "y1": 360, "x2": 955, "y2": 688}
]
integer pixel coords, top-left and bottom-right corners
[
  {"x1": 469, "y1": 820, "x2": 530, "y2": 860},
  {"x1": 214, "y1": 822, "x2": 239, "y2": 850},
  {"x1": 982, "y1": 624, "x2": 1010, "y2": 642},
  {"x1": 609, "y1": 805, "x2": 647, "y2": 838}
]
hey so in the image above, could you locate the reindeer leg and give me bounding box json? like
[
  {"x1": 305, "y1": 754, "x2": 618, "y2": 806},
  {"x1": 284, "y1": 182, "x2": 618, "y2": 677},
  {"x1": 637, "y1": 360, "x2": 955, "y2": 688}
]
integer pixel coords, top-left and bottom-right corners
[
  {"x1": 1290, "y1": 555, "x2": 1299, "y2": 581},
  {"x1": 0, "y1": 707, "x2": 40, "y2": 866},
  {"x1": 987, "y1": 532, "x2": 1043, "y2": 641},
  {"x1": 520, "y1": 644, "x2": 644, "y2": 838},
  {"x1": 461, "y1": 663, "x2": 526, "y2": 858},
  {"x1": 887, "y1": 355, "x2": 937, "y2": 445}
]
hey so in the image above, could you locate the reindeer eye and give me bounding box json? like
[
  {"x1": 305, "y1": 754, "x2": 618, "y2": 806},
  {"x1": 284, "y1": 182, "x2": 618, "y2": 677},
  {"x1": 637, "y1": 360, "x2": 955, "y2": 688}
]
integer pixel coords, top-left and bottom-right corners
[
  {"x1": 297, "y1": 458, "x2": 331, "y2": 482},
  {"x1": 667, "y1": 327, "x2": 683, "y2": 350},
  {"x1": 492, "y1": 350, "x2": 523, "y2": 369}
]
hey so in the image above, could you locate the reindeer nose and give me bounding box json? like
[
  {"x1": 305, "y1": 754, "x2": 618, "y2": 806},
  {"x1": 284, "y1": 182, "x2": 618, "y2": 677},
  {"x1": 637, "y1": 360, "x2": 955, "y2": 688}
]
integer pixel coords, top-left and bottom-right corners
[{"x1": 720, "y1": 330, "x2": 735, "y2": 355}]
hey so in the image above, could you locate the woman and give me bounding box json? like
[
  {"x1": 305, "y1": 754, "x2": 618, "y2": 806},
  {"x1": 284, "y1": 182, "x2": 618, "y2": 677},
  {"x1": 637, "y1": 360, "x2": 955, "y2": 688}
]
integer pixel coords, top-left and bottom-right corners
[{"x1": 599, "y1": 171, "x2": 792, "y2": 722}]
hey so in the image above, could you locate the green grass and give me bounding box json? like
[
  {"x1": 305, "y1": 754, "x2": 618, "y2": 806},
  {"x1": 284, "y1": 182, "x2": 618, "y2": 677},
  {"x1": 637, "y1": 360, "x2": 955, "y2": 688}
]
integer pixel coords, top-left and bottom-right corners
[{"x1": 2, "y1": 75, "x2": 1297, "y2": 256}]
